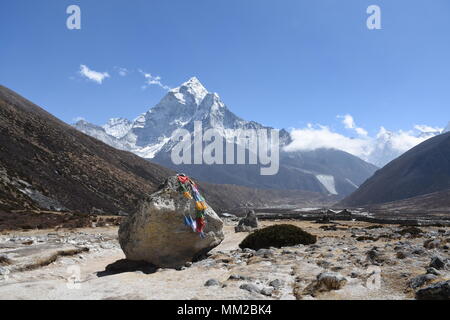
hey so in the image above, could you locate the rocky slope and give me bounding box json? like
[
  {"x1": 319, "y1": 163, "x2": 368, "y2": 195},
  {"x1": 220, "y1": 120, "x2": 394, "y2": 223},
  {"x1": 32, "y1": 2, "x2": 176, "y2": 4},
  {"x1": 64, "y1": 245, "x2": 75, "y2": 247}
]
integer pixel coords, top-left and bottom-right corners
[{"x1": 341, "y1": 132, "x2": 450, "y2": 207}]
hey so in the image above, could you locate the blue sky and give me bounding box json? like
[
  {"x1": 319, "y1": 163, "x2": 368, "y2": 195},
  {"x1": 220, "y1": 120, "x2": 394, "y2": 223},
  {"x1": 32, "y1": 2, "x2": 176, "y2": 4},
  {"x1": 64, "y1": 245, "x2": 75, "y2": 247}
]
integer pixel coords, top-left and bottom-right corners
[{"x1": 1, "y1": 0, "x2": 449, "y2": 136}]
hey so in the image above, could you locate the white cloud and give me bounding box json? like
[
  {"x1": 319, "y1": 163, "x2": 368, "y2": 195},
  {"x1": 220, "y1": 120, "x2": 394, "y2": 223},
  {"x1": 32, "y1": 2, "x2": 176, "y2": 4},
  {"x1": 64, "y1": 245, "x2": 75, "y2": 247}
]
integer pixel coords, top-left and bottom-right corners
[
  {"x1": 284, "y1": 124, "x2": 372, "y2": 158},
  {"x1": 338, "y1": 114, "x2": 368, "y2": 136},
  {"x1": 79, "y1": 65, "x2": 110, "y2": 84},
  {"x1": 115, "y1": 67, "x2": 129, "y2": 77},
  {"x1": 284, "y1": 115, "x2": 442, "y2": 167},
  {"x1": 413, "y1": 124, "x2": 442, "y2": 133},
  {"x1": 139, "y1": 70, "x2": 171, "y2": 90}
]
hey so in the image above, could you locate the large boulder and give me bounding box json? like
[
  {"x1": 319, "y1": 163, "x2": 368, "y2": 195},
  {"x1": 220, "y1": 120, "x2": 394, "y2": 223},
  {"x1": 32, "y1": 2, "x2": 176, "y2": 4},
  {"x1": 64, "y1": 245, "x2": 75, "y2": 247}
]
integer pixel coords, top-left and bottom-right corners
[{"x1": 118, "y1": 176, "x2": 224, "y2": 268}]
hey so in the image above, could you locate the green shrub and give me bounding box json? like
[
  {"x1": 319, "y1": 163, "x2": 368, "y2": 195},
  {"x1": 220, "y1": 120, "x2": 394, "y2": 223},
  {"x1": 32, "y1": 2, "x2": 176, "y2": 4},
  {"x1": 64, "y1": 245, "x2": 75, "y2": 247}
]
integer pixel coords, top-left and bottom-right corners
[
  {"x1": 399, "y1": 226, "x2": 423, "y2": 237},
  {"x1": 239, "y1": 224, "x2": 317, "y2": 250}
]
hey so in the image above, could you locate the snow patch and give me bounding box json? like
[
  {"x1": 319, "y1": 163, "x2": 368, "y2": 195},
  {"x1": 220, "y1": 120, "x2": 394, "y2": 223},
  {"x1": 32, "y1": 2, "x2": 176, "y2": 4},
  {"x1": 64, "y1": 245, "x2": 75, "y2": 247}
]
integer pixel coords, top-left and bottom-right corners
[{"x1": 316, "y1": 175, "x2": 338, "y2": 195}]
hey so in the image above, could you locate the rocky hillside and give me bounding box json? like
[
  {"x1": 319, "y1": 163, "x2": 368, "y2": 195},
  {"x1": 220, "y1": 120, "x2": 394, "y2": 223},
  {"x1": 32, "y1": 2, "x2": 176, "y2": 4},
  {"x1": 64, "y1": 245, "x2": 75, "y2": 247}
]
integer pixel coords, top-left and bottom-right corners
[
  {"x1": 341, "y1": 132, "x2": 450, "y2": 207},
  {"x1": 0, "y1": 85, "x2": 334, "y2": 217},
  {"x1": 0, "y1": 85, "x2": 172, "y2": 214}
]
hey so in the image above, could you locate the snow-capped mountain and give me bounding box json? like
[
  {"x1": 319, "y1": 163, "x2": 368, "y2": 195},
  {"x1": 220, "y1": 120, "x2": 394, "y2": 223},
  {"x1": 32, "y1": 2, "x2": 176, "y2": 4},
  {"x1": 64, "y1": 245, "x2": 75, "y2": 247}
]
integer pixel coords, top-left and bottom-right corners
[
  {"x1": 363, "y1": 125, "x2": 448, "y2": 167},
  {"x1": 444, "y1": 122, "x2": 450, "y2": 133},
  {"x1": 74, "y1": 77, "x2": 377, "y2": 196},
  {"x1": 76, "y1": 77, "x2": 288, "y2": 158}
]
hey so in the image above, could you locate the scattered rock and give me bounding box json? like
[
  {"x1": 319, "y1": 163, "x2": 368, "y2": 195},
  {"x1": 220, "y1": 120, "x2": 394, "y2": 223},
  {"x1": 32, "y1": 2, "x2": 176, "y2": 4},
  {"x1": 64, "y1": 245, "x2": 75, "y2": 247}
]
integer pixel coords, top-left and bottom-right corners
[
  {"x1": 416, "y1": 280, "x2": 450, "y2": 300},
  {"x1": 118, "y1": 176, "x2": 224, "y2": 268}
]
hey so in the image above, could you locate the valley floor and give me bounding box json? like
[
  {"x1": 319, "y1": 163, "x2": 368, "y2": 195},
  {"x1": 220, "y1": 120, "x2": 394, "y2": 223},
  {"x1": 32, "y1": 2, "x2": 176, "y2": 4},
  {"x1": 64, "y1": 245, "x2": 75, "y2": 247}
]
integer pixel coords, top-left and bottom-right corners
[{"x1": 0, "y1": 220, "x2": 449, "y2": 300}]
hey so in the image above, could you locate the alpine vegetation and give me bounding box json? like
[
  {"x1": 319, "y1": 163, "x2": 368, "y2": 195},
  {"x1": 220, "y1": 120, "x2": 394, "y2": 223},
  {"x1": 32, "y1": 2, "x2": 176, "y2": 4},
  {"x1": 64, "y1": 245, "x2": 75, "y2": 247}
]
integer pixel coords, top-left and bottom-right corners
[{"x1": 171, "y1": 121, "x2": 280, "y2": 175}]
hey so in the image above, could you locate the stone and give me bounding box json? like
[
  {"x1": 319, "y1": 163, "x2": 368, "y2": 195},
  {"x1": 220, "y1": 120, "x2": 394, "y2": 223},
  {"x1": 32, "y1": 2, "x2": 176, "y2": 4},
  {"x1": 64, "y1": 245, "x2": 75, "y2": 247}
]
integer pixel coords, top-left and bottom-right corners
[
  {"x1": 235, "y1": 210, "x2": 259, "y2": 233},
  {"x1": 204, "y1": 279, "x2": 220, "y2": 287},
  {"x1": 423, "y1": 239, "x2": 441, "y2": 250},
  {"x1": 118, "y1": 176, "x2": 224, "y2": 268},
  {"x1": 304, "y1": 272, "x2": 347, "y2": 296},
  {"x1": 269, "y1": 279, "x2": 284, "y2": 289},
  {"x1": 261, "y1": 287, "x2": 274, "y2": 296},
  {"x1": 239, "y1": 283, "x2": 261, "y2": 294},
  {"x1": 255, "y1": 248, "x2": 274, "y2": 257},
  {"x1": 429, "y1": 256, "x2": 447, "y2": 270},
  {"x1": 426, "y1": 267, "x2": 441, "y2": 276},
  {"x1": 416, "y1": 280, "x2": 450, "y2": 300},
  {"x1": 409, "y1": 274, "x2": 437, "y2": 289},
  {"x1": 396, "y1": 251, "x2": 409, "y2": 259},
  {"x1": 316, "y1": 272, "x2": 347, "y2": 291},
  {"x1": 366, "y1": 247, "x2": 386, "y2": 264}
]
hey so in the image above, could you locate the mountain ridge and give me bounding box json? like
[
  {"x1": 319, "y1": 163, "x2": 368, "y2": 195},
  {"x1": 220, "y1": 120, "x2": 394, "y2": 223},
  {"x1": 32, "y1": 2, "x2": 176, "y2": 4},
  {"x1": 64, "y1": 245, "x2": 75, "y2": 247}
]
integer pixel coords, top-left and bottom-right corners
[{"x1": 75, "y1": 77, "x2": 378, "y2": 196}]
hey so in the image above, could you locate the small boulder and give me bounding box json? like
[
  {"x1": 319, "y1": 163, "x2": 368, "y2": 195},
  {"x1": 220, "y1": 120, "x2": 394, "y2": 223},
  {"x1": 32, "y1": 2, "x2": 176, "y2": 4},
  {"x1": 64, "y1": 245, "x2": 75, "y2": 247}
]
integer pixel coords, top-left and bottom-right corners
[
  {"x1": 204, "y1": 279, "x2": 221, "y2": 287},
  {"x1": 235, "y1": 210, "x2": 259, "y2": 233}
]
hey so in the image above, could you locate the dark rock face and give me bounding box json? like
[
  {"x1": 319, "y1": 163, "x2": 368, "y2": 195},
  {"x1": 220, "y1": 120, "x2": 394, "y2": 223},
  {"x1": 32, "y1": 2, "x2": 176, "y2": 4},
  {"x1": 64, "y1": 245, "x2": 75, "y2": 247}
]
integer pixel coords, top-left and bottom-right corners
[
  {"x1": 416, "y1": 280, "x2": 450, "y2": 300},
  {"x1": 235, "y1": 210, "x2": 259, "y2": 233},
  {"x1": 341, "y1": 132, "x2": 450, "y2": 207},
  {"x1": 118, "y1": 176, "x2": 224, "y2": 268}
]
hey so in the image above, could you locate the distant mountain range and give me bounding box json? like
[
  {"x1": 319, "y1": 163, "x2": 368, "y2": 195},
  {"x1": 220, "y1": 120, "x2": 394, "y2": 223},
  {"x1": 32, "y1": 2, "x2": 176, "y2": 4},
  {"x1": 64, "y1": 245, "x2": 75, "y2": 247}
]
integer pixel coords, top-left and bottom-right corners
[
  {"x1": 75, "y1": 77, "x2": 378, "y2": 197},
  {"x1": 341, "y1": 131, "x2": 450, "y2": 207}
]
